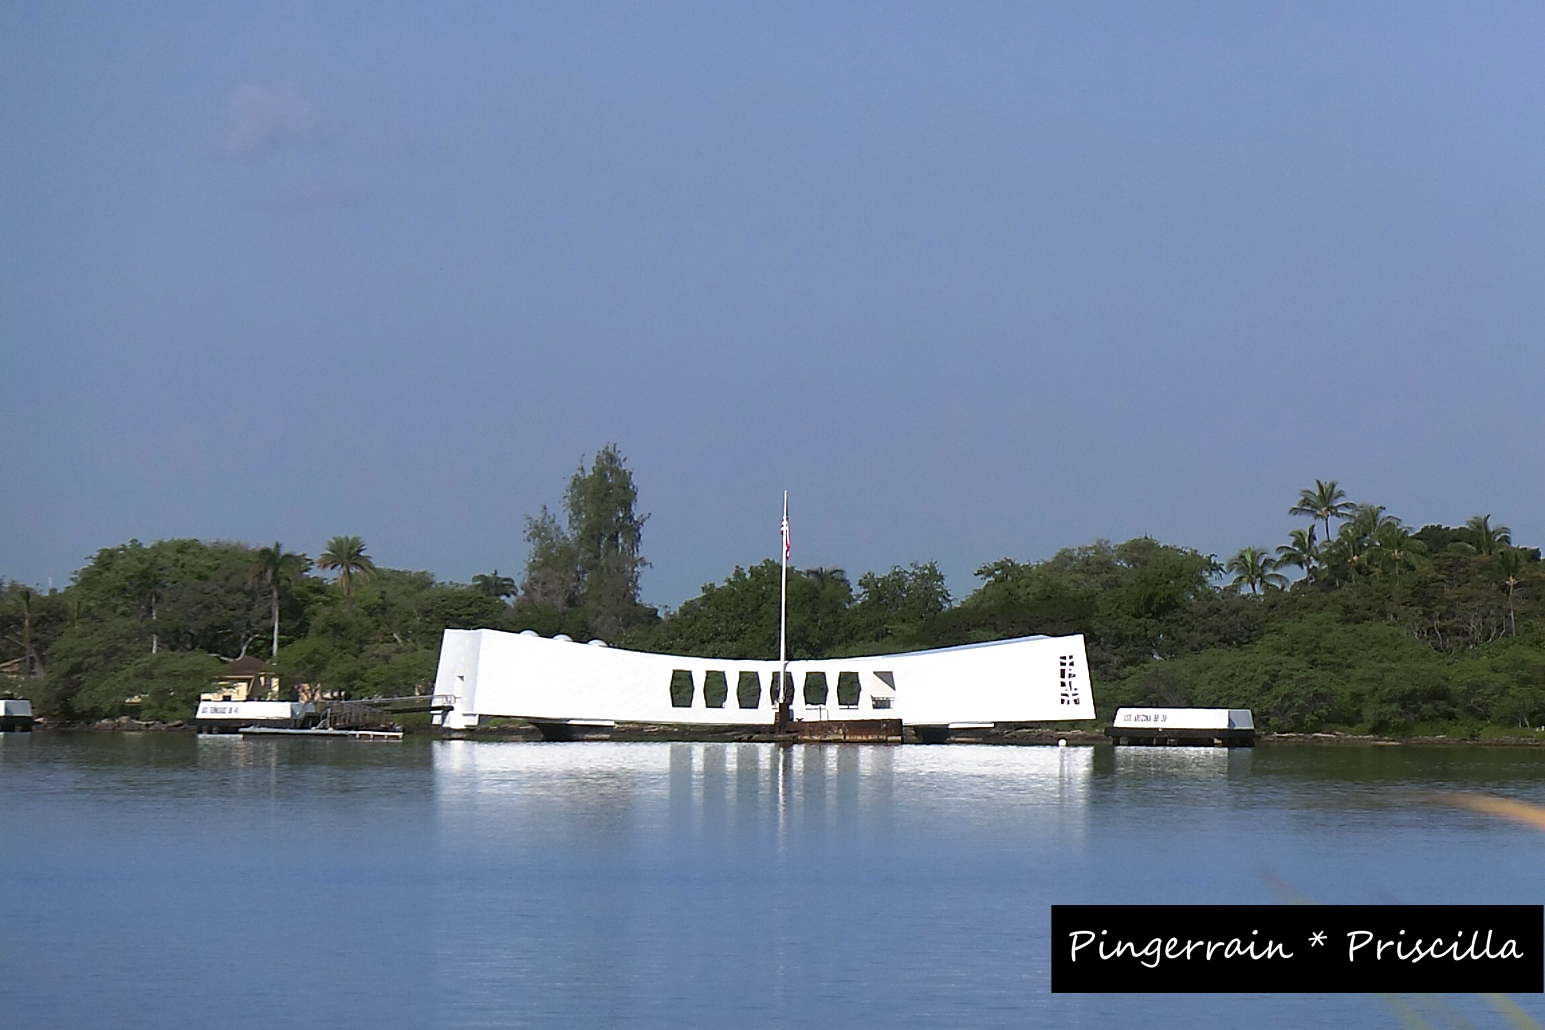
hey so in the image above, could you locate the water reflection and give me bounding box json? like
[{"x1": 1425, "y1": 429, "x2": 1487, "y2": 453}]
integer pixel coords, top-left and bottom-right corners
[
  {"x1": 1110, "y1": 744, "x2": 1247, "y2": 777},
  {"x1": 7, "y1": 736, "x2": 1545, "y2": 1029},
  {"x1": 432, "y1": 740, "x2": 1093, "y2": 846},
  {"x1": 430, "y1": 741, "x2": 1096, "y2": 1029}
]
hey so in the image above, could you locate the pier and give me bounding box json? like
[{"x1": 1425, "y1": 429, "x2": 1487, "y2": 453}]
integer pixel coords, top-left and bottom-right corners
[{"x1": 1, "y1": 698, "x2": 34, "y2": 732}]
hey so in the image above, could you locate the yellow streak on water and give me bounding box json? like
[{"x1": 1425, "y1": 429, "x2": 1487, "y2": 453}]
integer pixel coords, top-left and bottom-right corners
[
  {"x1": 1484, "y1": 994, "x2": 1544, "y2": 1030},
  {"x1": 1432, "y1": 794, "x2": 1545, "y2": 833}
]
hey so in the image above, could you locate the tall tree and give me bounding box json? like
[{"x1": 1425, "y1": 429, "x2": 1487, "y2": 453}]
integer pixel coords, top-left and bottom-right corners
[
  {"x1": 854, "y1": 562, "x2": 952, "y2": 640},
  {"x1": 1462, "y1": 514, "x2": 1512, "y2": 557},
  {"x1": 124, "y1": 551, "x2": 168, "y2": 653},
  {"x1": 1290, "y1": 480, "x2": 1355, "y2": 544},
  {"x1": 248, "y1": 543, "x2": 309, "y2": 657},
  {"x1": 1370, "y1": 520, "x2": 1426, "y2": 606},
  {"x1": 1225, "y1": 547, "x2": 1287, "y2": 596},
  {"x1": 1274, "y1": 526, "x2": 1318, "y2": 585},
  {"x1": 15, "y1": 587, "x2": 40, "y2": 676},
  {"x1": 565, "y1": 446, "x2": 648, "y2": 631},
  {"x1": 317, "y1": 535, "x2": 376, "y2": 601},
  {"x1": 471, "y1": 570, "x2": 517, "y2": 600},
  {"x1": 521, "y1": 446, "x2": 651, "y2": 639},
  {"x1": 1494, "y1": 546, "x2": 1525, "y2": 636},
  {"x1": 520, "y1": 506, "x2": 581, "y2": 609}
]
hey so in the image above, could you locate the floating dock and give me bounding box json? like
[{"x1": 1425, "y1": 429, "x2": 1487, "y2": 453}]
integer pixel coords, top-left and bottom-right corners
[
  {"x1": 237, "y1": 726, "x2": 403, "y2": 740},
  {"x1": 1, "y1": 699, "x2": 34, "y2": 732},
  {"x1": 1106, "y1": 707, "x2": 1255, "y2": 747},
  {"x1": 195, "y1": 700, "x2": 314, "y2": 734}
]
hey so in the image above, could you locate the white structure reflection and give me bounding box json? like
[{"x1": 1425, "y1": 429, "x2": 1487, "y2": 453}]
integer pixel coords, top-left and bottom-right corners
[{"x1": 433, "y1": 740, "x2": 1093, "y2": 848}]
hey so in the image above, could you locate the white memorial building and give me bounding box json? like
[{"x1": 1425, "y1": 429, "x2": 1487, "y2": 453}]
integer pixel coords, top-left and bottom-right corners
[{"x1": 432, "y1": 627, "x2": 1095, "y2": 738}]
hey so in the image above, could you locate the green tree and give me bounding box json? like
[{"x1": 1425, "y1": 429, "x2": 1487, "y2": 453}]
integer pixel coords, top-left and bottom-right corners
[
  {"x1": 1324, "y1": 504, "x2": 1391, "y2": 583},
  {"x1": 520, "y1": 506, "x2": 581, "y2": 610},
  {"x1": 1493, "y1": 547, "x2": 1526, "y2": 636},
  {"x1": 1344, "y1": 503, "x2": 1391, "y2": 541},
  {"x1": 1462, "y1": 514, "x2": 1512, "y2": 556},
  {"x1": 647, "y1": 561, "x2": 856, "y2": 660},
  {"x1": 1226, "y1": 547, "x2": 1287, "y2": 596},
  {"x1": 1289, "y1": 480, "x2": 1354, "y2": 544},
  {"x1": 471, "y1": 570, "x2": 517, "y2": 600},
  {"x1": 158, "y1": 544, "x2": 271, "y2": 658},
  {"x1": 944, "y1": 558, "x2": 1099, "y2": 643},
  {"x1": 929, "y1": 538, "x2": 1219, "y2": 677},
  {"x1": 91, "y1": 651, "x2": 221, "y2": 722},
  {"x1": 317, "y1": 535, "x2": 376, "y2": 601},
  {"x1": 248, "y1": 543, "x2": 310, "y2": 658},
  {"x1": 69, "y1": 539, "x2": 264, "y2": 655},
  {"x1": 1274, "y1": 526, "x2": 1318, "y2": 586},
  {"x1": 33, "y1": 617, "x2": 146, "y2": 719},
  {"x1": 122, "y1": 549, "x2": 169, "y2": 652},
  {"x1": 9, "y1": 586, "x2": 42, "y2": 677},
  {"x1": 519, "y1": 446, "x2": 653, "y2": 639},
  {"x1": 1369, "y1": 520, "x2": 1426, "y2": 605},
  {"x1": 853, "y1": 562, "x2": 951, "y2": 643},
  {"x1": 565, "y1": 445, "x2": 650, "y2": 637},
  {"x1": 1, "y1": 581, "x2": 72, "y2": 678}
]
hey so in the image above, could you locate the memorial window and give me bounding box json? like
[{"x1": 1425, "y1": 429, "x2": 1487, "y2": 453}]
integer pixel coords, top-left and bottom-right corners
[
  {"x1": 669, "y1": 669, "x2": 695, "y2": 708},
  {"x1": 736, "y1": 671, "x2": 761, "y2": 709},
  {"x1": 803, "y1": 671, "x2": 829, "y2": 706},
  {"x1": 703, "y1": 670, "x2": 728, "y2": 709},
  {"x1": 836, "y1": 671, "x2": 861, "y2": 708}
]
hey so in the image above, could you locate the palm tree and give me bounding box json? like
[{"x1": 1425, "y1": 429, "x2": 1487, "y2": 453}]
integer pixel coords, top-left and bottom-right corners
[
  {"x1": 1370, "y1": 520, "x2": 1426, "y2": 606},
  {"x1": 1289, "y1": 480, "x2": 1355, "y2": 544},
  {"x1": 248, "y1": 543, "x2": 309, "y2": 657},
  {"x1": 471, "y1": 570, "x2": 517, "y2": 600},
  {"x1": 1226, "y1": 547, "x2": 1287, "y2": 596},
  {"x1": 1462, "y1": 514, "x2": 1512, "y2": 557},
  {"x1": 317, "y1": 535, "x2": 376, "y2": 601},
  {"x1": 1494, "y1": 547, "x2": 1524, "y2": 636},
  {"x1": 1340, "y1": 504, "x2": 1391, "y2": 570},
  {"x1": 1274, "y1": 526, "x2": 1318, "y2": 585},
  {"x1": 1322, "y1": 504, "x2": 1394, "y2": 585}
]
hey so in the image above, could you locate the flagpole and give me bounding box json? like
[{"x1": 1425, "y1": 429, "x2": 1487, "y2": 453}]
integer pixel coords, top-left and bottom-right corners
[{"x1": 778, "y1": 491, "x2": 790, "y2": 733}]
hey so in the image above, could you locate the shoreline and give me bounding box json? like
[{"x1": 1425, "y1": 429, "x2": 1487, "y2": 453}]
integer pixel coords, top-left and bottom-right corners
[{"x1": 20, "y1": 717, "x2": 1545, "y2": 747}]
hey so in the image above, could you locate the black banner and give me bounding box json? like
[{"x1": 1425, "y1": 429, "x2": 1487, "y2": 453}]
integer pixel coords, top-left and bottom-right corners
[{"x1": 1050, "y1": 905, "x2": 1543, "y2": 993}]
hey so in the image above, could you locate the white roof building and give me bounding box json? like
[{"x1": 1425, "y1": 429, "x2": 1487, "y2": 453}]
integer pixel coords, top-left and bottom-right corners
[{"x1": 433, "y1": 628, "x2": 1095, "y2": 733}]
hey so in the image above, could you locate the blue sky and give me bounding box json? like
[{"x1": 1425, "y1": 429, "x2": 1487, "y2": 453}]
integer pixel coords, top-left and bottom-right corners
[{"x1": 3, "y1": 2, "x2": 1542, "y2": 606}]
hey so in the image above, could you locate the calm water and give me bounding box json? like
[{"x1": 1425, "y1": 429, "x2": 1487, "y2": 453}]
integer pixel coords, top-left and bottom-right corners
[{"x1": 2, "y1": 734, "x2": 1543, "y2": 1029}]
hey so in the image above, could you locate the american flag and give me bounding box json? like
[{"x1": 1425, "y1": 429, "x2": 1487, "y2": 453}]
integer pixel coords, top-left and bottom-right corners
[{"x1": 781, "y1": 510, "x2": 791, "y2": 562}]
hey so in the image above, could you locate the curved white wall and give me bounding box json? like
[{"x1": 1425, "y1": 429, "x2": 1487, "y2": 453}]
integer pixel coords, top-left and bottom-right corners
[{"x1": 433, "y1": 629, "x2": 1095, "y2": 730}]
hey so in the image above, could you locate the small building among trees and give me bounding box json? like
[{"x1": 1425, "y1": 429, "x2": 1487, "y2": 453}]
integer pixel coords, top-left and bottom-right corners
[{"x1": 201, "y1": 655, "x2": 280, "y2": 702}]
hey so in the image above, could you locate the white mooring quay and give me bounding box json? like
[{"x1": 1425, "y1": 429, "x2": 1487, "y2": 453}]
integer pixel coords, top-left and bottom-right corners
[
  {"x1": 238, "y1": 727, "x2": 404, "y2": 740},
  {"x1": 1, "y1": 698, "x2": 34, "y2": 732},
  {"x1": 1106, "y1": 707, "x2": 1256, "y2": 747},
  {"x1": 194, "y1": 700, "x2": 314, "y2": 733}
]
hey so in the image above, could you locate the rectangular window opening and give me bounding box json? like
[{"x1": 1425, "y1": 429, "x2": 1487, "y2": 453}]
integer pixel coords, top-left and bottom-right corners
[
  {"x1": 803, "y1": 671, "x2": 829, "y2": 707},
  {"x1": 669, "y1": 669, "x2": 695, "y2": 708},
  {"x1": 836, "y1": 671, "x2": 861, "y2": 708},
  {"x1": 736, "y1": 671, "x2": 761, "y2": 709},
  {"x1": 703, "y1": 670, "x2": 728, "y2": 709}
]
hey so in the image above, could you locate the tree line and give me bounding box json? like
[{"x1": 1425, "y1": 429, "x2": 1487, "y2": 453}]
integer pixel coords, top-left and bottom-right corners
[{"x1": 2, "y1": 453, "x2": 1541, "y2": 734}]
